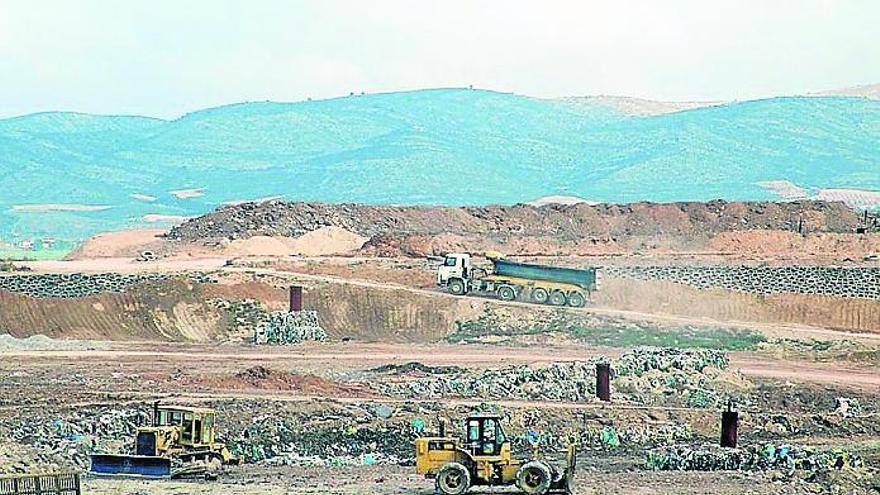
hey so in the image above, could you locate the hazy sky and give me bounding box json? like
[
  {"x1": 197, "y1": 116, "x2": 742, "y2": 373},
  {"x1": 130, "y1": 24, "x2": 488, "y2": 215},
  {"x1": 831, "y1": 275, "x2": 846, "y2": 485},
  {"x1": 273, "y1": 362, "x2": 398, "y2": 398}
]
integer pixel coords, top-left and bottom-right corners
[{"x1": 1, "y1": 0, "x2": 878, "y2": 118}]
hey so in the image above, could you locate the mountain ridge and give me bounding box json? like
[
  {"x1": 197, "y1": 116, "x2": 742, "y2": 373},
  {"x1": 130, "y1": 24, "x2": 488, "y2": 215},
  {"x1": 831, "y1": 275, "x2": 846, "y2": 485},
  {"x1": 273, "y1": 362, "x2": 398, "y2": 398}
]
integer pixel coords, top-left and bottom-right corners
[{"x1": 1, "y1": 88, "x2": 878, "y2": 250}]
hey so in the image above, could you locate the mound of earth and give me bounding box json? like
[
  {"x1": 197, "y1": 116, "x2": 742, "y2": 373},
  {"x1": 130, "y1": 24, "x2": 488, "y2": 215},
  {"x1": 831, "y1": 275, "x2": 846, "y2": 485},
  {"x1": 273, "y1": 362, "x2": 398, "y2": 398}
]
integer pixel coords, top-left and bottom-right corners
[
  {"x1": 165, "y1": 200, "x2": 862, "y2": 258},
  {"x1": 65, "y1": 228, "x2": 168, "y2": 260}
]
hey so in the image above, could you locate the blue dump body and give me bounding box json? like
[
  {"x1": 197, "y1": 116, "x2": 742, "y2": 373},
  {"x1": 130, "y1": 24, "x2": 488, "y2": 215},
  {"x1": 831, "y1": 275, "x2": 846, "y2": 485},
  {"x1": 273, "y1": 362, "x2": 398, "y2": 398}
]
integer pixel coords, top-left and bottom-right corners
[
  {"x1": 492, "y1": 259, "x2": 597, "y2": 290},
  {"x1": 89, "y1": 454, "x2": 171, "y2": 478}
]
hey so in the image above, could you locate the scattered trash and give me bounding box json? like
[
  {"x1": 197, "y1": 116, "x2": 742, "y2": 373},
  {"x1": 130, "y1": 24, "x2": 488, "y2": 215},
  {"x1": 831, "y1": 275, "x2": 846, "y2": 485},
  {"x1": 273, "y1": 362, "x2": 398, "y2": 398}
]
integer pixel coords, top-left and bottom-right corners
[{"x1": 645, "y1": 443, "x2": 863, "y2": 474}]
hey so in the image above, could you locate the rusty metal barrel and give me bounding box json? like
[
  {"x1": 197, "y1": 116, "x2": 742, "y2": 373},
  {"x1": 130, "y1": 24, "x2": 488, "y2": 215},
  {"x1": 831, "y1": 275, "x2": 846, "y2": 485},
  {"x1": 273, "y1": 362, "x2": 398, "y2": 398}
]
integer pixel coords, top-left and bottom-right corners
[
  {"x1": 721, "y1": 400, "x2": 738, "y2": 448},
  {"x1": 596, "y1": 363, "x2": 611, "y2": 402},
  {"x1": 289, "y1": 286, "x2": 303, "y2": 312}
]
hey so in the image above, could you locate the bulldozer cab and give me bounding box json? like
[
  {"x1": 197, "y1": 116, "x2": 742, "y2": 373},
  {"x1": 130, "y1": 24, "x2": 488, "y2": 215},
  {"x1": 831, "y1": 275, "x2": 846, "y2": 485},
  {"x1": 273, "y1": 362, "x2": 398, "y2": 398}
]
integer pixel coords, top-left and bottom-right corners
[
  {"x1": 464, "y1": 413, "x2": 508, "y2": 458},
  {"x1": 153, "y1": 406, "x2": 216, "y2": 447}
]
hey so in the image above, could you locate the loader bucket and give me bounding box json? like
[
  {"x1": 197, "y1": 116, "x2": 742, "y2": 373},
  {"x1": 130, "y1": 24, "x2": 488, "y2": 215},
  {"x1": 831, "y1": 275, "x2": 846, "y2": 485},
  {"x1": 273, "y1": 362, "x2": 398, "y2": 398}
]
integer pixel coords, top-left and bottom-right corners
[{"x1": 89, "y1": 454, "x2": 172, "y2": 478}]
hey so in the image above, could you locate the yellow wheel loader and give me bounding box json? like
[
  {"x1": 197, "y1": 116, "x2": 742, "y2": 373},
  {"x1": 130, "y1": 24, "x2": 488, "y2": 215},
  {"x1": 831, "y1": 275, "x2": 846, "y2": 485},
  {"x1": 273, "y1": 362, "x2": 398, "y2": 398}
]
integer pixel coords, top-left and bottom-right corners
[
  {"x1": 415, "y1": 413, "x2": 577, "y2": 495},
  {"x1": 90, "y1": 404, "x2": 239, "y2": 478}
]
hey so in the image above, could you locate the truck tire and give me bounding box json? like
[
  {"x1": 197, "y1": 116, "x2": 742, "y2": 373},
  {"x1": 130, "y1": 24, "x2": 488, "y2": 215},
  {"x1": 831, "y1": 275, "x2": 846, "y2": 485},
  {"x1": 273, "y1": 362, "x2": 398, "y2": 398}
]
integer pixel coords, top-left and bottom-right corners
[
  {"x1": 447, "y1": 279, "x2": 466, "y2": 295},
  {"x1": 567, "y1": 291, "x2": 586, "y2": 308},
  {"x1": 531, "y1": 288, "x2": 549, "y2": 304},
  {"x1": 516, "y1": 461, "x2": 552, "y2": 495},
  {"x1": 435, "y1": 462, "x2": 471, "y2": 495},
  {"x1": 549, "y1": 290, "x2": 567, "y2": 306},
  {"x1": 498, "y1": 286, "x2": 516, "y2": 301}
]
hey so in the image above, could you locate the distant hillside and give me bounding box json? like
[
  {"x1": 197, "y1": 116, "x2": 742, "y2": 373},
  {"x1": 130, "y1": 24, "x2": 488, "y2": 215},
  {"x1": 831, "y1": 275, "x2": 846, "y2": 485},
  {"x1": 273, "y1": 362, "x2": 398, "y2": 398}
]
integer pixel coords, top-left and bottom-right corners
[
  {"x1": 815, "y1": 83, "x2": 880, "y2": 99},
  {"x1": 1, "y1": 88, "x2": 879, "y2": 249},
  {"x1": 554, "y1": 95, "x2": 722, "y2": 116}
]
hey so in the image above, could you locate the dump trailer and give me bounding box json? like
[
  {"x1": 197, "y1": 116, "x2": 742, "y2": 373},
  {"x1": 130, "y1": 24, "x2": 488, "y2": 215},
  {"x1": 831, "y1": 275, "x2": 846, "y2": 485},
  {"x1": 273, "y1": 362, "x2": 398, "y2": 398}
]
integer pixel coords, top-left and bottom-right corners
[
  {"x1": 436, "y1": 252, "x2": 599, "y2": 307},
  {"x1": 415, "y1": 413, "x2": 577, "y2": 494},
  {"x1": 89, "y1": 404, "x2": 238, "y2": 479}
]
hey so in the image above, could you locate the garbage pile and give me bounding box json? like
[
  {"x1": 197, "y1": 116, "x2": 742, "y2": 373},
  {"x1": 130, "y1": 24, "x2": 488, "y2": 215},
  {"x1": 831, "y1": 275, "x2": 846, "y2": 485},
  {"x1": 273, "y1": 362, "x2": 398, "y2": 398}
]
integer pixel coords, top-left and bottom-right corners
[
  {"x1": 613, "y1": 348, "x2": 734, "y2": 408},
  {"x1": 507, "y1": 422, "x2": 696, "y2": 453},
  {"x1": 373, "y1": 361, "x2": 597, "y2": 402},
  {"x1": 208, "y1": 298, "x2": 270, "y2": 339},
  {"x1": 228, "y1": 410, "x2": 415, "y2": 465},
  {"x1": 832, "y1": 397, "x2": 862, "y2": 418},
  {"x1": 254, "y1": 310, "x2": 326, "y2": 345},
  {"x1": 1, "y1": 406, "x2": 149, "y2": 471},
  {"x1": 372, "y1": 348, "x2": 732, "y2": 407},
  {"x1": 370, "y1": 362, "x2": 464, "y2": 375},
  {"x1": 614, "y1": 348, "x2": 729, "y2": 375},
  {"x1": 646, "y1": 443, "x2": 863, "y2": 474}
]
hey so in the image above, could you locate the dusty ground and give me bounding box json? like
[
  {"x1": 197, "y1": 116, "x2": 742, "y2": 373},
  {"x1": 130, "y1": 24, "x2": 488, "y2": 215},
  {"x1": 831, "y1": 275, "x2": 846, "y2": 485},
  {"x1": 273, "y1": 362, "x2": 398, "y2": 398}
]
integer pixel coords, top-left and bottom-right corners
[
  {"x1": 4, "y1": 200, "x2": 880, "y2": 494},
  {"x1": 81, "y1": 465, "x2": 812, "y2": 495},
  {"x1": 4, "y1": 339, "x2": 880, "y2": 494}
]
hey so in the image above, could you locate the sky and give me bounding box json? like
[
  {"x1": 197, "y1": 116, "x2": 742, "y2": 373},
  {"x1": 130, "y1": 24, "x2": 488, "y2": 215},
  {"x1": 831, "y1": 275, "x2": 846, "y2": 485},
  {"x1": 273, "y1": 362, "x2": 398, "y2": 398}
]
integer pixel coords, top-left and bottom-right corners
[{"x1": 0, "y1": 0, "x2": 878, "y2": 119}]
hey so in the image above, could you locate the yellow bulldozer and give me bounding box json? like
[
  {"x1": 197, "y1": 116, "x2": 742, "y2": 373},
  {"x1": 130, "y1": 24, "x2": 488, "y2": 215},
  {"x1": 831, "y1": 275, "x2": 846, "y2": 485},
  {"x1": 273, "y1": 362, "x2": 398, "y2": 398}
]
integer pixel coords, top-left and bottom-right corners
[
  {"x1": 90, "y1": 404, "x2": 239, "y2": 478},
  {"x1": 415, "y1": 413, "x2": 577, "y2": 495}
]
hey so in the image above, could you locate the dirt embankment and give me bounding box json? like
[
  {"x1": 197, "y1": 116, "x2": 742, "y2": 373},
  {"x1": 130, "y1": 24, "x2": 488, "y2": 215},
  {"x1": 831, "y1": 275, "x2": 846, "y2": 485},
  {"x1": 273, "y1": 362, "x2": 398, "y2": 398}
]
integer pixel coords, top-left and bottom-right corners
[
  {"x1": 597, "y1": 278, "x2": 880, "y2": 333},
  {"x1": 205, "y1": 271, "x2": 484, "y2": 343},
  {"x1": 0, "y1": 279, "x2": 226, "y2": 341}
]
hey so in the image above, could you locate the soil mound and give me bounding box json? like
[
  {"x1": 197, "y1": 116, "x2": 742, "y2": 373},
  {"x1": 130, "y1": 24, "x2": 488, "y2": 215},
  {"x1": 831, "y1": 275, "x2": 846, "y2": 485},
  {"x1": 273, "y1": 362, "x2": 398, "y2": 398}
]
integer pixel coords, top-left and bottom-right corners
[
  {"x1": 164, "y1": 200, "x2": 862, "y2": 257},
  {"x1": 167, "y1": 200, "x2": 860, "y2": 244},
  {"x1": 65, "y1": 229, "x2": 168, "y2": 260}
]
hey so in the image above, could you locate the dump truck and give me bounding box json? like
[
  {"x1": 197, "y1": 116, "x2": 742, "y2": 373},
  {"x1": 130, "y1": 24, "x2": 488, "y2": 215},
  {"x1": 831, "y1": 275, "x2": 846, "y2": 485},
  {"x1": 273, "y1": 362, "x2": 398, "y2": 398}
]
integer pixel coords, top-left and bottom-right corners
[
  {"x1": 436, "y1": 252, "x2": 599, "y2": 307},
  {"x1": 89, "y1": 404, "x2": 238, "y2": 478},
  {"x1": 415, "y1": 413, "x2": 577, "y2": 494}
]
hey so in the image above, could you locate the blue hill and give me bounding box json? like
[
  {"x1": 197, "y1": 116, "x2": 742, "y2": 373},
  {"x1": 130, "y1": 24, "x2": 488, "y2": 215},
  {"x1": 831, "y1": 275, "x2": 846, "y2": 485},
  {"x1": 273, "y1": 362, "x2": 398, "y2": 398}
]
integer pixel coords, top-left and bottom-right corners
[{"x1": 1, "y1": 88, "x2": 878, "y2": 250}]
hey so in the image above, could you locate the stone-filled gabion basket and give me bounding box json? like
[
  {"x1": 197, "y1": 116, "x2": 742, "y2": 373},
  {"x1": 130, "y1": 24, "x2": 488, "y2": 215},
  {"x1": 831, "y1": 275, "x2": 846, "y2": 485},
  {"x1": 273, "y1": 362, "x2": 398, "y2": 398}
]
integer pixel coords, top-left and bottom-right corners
[
  {"x1": 0, "y1": 272, "x2": 215, "y2": 299},
  {"x1": 603, "y1": 265, "x2": 880, "y2": 300},
  {"x1": 254, "y1": 310, "x2": 326, "y2": 345}
]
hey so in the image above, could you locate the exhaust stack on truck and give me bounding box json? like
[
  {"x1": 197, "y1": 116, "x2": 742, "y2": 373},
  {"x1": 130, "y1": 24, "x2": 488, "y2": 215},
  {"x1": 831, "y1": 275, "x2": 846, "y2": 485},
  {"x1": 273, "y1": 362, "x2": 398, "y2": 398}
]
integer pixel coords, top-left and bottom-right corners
[{"x1": 436, "y1": 251, "x2": 599, "y2": 307}]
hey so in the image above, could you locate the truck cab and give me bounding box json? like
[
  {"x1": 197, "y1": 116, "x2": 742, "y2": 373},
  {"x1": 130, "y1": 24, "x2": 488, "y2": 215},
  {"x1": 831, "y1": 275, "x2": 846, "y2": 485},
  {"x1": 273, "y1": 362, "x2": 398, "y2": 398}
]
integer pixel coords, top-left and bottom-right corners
[{"x1": 437, "y1": 253, "x2": 471, "y2": 293}]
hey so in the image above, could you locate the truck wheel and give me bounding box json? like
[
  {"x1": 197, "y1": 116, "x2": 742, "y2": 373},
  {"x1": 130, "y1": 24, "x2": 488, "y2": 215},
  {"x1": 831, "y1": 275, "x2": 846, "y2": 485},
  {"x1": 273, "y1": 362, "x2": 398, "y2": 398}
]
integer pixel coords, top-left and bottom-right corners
[
  {"x1": 531, "y1": 288, "x2": 549, "y2": 304},
  {"x1": 549, "y1": 291, "x2": 567, "y2": 306},
  {"x1": 498, "y1": 286, "x2": 516, "y2": 301},
  {"x1": 567, "y1": 292, "x2": 586, "y2": 308},
  {"x1": 447, "y1": 279, "x2": 466, "y2": 295},
  {"x1": 517, "y1": 461, "x2": 552, "y2": 495},
  {"x1": 436, "y1": 462, "x2": 471, "y2": 495}
]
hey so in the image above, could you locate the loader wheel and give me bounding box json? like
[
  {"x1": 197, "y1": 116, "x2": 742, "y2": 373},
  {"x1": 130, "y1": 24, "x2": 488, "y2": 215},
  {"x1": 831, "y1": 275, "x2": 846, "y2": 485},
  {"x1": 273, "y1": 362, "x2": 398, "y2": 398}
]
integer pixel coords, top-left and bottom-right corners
[
  {"x1": 567, "y1": 291, "x2": 586, "y2": 308},
  {"x1": 498, "y1": 286, "x2": 516, "y2": 301},
  {"x1": 448, "y1": 279, "x2": 466, "y2": 295},
  {"x1": 436, "y1": 462, "x2": 471, "y2": 495},
  {"x1": 549, "y1": 291, "x2": 567, "y2": 306},
  {"x1": 517, "y1": 461, "x2": 552, "y2": 495},
  {"x1": 531, "y1": 288, "x2": 549, "y2": 304},
  {"x1": 564, "y1": 473, "x2": 577, "y2": 495}
]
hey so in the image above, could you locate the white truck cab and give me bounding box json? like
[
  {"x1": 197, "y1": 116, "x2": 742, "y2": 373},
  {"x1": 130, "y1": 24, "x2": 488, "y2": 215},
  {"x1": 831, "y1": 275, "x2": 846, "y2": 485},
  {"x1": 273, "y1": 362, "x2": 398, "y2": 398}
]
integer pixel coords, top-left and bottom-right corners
[{"x1": 437, "y1": 253, "x2": 471, "y2": 287}]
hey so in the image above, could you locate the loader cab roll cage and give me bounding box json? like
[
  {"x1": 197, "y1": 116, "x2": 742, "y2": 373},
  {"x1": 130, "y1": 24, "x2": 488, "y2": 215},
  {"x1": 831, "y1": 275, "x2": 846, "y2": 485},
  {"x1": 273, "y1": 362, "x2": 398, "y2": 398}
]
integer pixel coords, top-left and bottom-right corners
[{"x1": 465, "y1": 414, "x2": 507, "y2": 457}]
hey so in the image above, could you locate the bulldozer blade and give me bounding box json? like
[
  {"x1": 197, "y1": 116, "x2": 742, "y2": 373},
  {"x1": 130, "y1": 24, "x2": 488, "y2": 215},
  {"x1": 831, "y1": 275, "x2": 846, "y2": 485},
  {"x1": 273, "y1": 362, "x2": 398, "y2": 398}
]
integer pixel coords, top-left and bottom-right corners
[{"x1": 89, "y1": 454, "x2": 172, "y2": 478}]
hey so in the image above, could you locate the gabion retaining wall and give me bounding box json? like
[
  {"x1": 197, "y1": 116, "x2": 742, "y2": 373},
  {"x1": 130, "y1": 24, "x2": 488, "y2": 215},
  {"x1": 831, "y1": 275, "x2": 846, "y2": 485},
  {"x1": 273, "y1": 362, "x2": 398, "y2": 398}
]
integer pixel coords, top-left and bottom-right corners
[
  {"x1": 0, "y1": 272, "x2": 215, "y2": 299},
  {"x1": 603, "y1": 265, "x2": 880, "y2": 300},
  {"x1": 254, "y1": 310, "x2": 326, "y2": 345}
]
